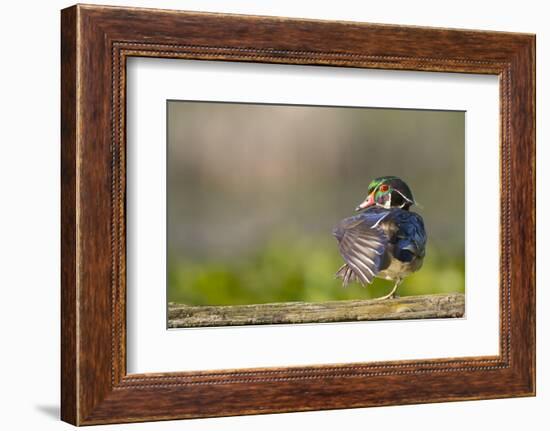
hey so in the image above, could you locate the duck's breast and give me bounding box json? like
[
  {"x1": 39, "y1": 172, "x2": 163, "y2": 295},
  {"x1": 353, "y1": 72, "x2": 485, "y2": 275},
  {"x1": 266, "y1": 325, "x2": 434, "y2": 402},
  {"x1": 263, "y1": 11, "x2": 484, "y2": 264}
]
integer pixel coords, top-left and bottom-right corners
[{"x1": 377, "y1": 209, "x2": 427, "y2": 281}]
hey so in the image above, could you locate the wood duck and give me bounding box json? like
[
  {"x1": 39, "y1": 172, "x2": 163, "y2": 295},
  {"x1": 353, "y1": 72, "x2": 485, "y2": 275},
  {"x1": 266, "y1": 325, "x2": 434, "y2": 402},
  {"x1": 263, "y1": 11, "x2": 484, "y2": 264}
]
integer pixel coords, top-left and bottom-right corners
[{"x1": 333, "y1": 176, "x2": 427, "y2": 300}]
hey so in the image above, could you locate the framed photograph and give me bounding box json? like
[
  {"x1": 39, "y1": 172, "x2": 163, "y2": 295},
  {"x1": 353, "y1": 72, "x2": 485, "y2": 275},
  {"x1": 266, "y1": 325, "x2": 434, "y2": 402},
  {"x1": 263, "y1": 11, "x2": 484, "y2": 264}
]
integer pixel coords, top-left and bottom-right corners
[{"x1": 61, "y1": 4, "x2": 535, "y2": 425}]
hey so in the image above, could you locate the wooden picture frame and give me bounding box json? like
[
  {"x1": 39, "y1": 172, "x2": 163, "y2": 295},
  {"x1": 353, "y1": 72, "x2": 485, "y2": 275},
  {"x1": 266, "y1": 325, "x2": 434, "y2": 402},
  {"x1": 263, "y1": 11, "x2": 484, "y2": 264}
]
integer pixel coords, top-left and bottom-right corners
[{"x1": 61, "y1": 4, "x2": 535, "y2": 425}]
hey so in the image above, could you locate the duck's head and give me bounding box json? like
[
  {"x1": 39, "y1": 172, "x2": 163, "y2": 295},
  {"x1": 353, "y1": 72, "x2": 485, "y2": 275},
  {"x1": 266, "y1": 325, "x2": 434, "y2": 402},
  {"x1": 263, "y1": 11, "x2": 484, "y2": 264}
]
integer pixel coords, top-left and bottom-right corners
[{"x1": 355, "y1": 176, "x2": 416, "y2": 211}]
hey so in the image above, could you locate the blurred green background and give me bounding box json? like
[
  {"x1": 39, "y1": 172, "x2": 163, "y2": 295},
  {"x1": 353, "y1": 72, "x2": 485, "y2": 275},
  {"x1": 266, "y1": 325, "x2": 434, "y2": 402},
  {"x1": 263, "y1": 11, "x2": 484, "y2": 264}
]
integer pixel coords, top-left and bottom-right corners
[{"x1": 167, "y1": 101, "x2": 465, "y2": 305}]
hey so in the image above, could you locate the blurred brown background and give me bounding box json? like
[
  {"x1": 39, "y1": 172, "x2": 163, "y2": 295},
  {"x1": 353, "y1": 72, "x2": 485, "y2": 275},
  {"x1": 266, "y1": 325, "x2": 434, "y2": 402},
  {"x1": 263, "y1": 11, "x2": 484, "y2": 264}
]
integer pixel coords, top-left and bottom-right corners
[{"x1": 167, "y1": 101, "x2": 465, "y2": 305}]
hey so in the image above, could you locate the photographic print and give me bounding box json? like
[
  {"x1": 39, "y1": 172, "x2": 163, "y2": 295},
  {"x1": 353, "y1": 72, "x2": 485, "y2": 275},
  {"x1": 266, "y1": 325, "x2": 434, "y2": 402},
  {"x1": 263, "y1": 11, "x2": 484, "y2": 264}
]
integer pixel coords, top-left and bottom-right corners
[{"x1": 167, "y1": 101, "x2": 465, "y2": 328}]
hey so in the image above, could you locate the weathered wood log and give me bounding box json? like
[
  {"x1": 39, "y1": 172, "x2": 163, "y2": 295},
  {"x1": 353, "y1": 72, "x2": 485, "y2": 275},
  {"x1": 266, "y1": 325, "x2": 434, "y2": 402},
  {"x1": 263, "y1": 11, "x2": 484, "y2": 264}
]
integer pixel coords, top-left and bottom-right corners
[{"x1": 168, "y1": 293, "x2": 465, "y2": 328}]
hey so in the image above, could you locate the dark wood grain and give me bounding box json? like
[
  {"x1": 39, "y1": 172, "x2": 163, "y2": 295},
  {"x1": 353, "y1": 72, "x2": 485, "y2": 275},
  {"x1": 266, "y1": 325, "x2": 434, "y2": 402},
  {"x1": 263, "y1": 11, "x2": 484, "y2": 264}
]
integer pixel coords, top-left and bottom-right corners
[
  {"x1": 61, "y1": 4, "x2": 535, "y2": 425},
  {"x1": 60, "y1": 6, "x2": 78, "y2": 425}
]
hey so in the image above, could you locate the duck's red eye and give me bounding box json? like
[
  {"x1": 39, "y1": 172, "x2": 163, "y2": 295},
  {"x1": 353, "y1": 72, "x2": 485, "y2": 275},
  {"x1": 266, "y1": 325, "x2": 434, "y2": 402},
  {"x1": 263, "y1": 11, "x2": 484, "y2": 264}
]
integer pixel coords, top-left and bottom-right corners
[{"x1": 379, "y1": 184, "x2": 389, "y2": 192}]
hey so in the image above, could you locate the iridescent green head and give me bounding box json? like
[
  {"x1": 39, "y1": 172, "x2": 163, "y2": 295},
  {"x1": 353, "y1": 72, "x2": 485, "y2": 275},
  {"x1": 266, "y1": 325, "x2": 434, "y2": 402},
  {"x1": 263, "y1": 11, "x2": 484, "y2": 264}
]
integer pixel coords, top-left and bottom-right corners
[{"x1": 355, "y1": 176, "x2": 416, "y2": 211}]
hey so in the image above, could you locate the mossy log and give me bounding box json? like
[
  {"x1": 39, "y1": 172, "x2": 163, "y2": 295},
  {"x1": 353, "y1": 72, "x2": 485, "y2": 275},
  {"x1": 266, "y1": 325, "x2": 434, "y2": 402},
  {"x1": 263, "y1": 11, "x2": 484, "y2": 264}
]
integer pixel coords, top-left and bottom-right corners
[{"x1": 168, "y1": 293, "x2": 465, "y2": 328}]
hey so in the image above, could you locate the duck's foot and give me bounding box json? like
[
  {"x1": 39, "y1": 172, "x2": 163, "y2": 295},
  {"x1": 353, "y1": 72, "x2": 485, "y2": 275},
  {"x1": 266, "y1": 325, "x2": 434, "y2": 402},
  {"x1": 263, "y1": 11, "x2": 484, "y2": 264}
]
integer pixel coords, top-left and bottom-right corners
[
  {"x1": 374, "y1": 280, "x2": 401, "y2": 301},
  {"x1": 374, "y1": 291, "x2": 396, "y2": 301}
]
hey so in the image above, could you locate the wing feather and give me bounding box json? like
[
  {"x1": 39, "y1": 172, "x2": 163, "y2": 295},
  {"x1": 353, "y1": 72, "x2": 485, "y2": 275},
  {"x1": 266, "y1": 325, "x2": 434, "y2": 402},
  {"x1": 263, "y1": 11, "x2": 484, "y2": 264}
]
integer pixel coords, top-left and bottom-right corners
[{"x1": 333, "y1": 210, "x2": 389, "y2": 287}]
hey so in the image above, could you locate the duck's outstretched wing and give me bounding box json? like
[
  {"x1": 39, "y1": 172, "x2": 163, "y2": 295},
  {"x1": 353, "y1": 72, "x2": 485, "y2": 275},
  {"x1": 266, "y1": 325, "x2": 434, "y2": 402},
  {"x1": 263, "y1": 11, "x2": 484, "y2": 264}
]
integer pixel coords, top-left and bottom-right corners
[{"x1": 332, "y1": 211, "x2": 389, "y2": 287}]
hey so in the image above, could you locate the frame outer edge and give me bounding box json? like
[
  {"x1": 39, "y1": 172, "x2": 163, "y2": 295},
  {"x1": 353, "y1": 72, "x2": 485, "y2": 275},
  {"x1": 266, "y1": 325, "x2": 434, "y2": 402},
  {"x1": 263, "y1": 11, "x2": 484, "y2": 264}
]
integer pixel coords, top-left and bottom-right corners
[
  {"x1": 500, "y1": 35, "x2": 536, "y2": 396},
  {"x1": 531, "y1": 34, "x2": 536, "y2": 396},
  {"x1": 527, "y1": 35, "x2": 536, "y2": 395},
  {"x1": 517, "y1": 34, "x2": 536, "y2": 395},
  {"x1": 61, "y1": 5, "x2": 79, "y2": 426}
]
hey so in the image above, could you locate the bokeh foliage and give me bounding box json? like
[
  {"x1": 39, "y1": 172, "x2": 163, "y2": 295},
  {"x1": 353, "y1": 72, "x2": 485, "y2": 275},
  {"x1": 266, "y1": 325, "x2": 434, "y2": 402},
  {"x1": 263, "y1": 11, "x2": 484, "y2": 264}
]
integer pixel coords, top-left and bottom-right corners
[{"x1": 168, "y1": 233, "x2": 464, "y2": 305}]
